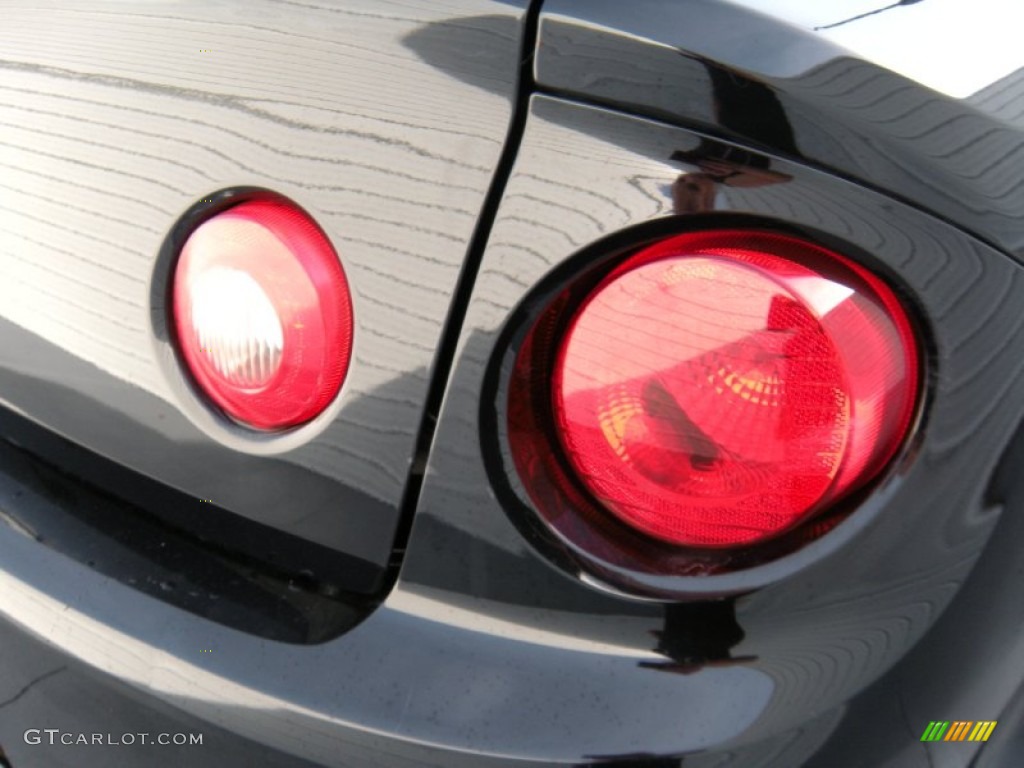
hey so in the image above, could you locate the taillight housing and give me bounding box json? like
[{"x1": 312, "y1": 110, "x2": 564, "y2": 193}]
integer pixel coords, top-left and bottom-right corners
[
  {"x1": 171, "y1": 199, "x2": 353, "y2": 431},
  {"x1": 504, "y1": 228, "x2": 921, "y2": 579}
]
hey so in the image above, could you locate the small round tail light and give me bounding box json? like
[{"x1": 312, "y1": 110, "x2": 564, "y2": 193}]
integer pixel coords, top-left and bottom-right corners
[
  {"x1": 172, "y1": 199, "x2": 353, "y2": 430},
  {"x1": 509, "y1": 230, "x2": 920, "y2": 554}
]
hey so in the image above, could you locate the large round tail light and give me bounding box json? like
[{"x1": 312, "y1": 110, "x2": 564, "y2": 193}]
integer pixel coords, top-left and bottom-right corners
[
  {"x1": 508, "y1": 230, "x2": 920, "y2": 557},
  {"x1": 172, "y1": 199, "x2": 353, "y2": 430}
]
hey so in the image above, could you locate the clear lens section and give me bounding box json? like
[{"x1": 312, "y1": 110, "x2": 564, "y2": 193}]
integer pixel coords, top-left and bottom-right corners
[{"x1": 189, "y1": 267, "x2": 284, "y2": 388}]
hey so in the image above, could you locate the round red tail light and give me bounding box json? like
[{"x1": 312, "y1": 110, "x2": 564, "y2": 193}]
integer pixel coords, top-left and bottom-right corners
[
  {"x1": 510, "y1": 230, "x2": 919, "y2": 552},
  {"x1": 172, "y1": 199, "x2": 353, "y2": 430}
]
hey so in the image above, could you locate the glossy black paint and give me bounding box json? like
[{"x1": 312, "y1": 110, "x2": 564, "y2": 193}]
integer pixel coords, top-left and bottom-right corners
[
  {"x1": 537, "y1": 0, "x2": 1024, "y2": 259},
  {"x1": 0, "y1": 0, "x2": 525, "y2": 595},
  {"x1": 0, "y1": 1, "x2": 1022, "y2": 767},
  {"x1": 0, "y1": 409, "x2": 365, "y2": 643},
  {"x1": 397, "y1": 94, "x2": 1024, "y2": 763},
  {"x1": 0, "y1": 314, "x2": 386, "y2": 595}
]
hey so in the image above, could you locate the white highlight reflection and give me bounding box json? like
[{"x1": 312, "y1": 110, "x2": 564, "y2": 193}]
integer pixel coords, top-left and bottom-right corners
[
  {"x1": 727, "y1": 0, "x2": 1022, "y2": 98},
  {"x1": 190, "y1": 268, "x2": 284, "y2": 388}
]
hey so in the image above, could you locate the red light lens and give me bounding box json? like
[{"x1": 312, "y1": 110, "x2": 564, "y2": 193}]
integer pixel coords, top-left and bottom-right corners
[
  {"x1": 528, "y1": 230, "x2": 918, "y2": 549},
  {"x1": 172, "y1": 199, "x2": 353, "y2": 430}
]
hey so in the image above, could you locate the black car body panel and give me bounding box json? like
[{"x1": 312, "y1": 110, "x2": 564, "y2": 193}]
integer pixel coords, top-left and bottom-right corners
[
  {"x1": 0, "y1": 0, "x2": 525, "y2": 594},
  {"x1": 537, "y1": 0, "x2": 1024, "y2": 259},
  {"x1": 1, "y1": 1, "x2": 1023, "y2": 767}
]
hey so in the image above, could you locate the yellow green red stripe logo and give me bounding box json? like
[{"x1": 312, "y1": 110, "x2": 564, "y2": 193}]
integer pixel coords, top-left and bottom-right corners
[{"x1": 920, "y1": 721, "x2": 997, "y2": 742}]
